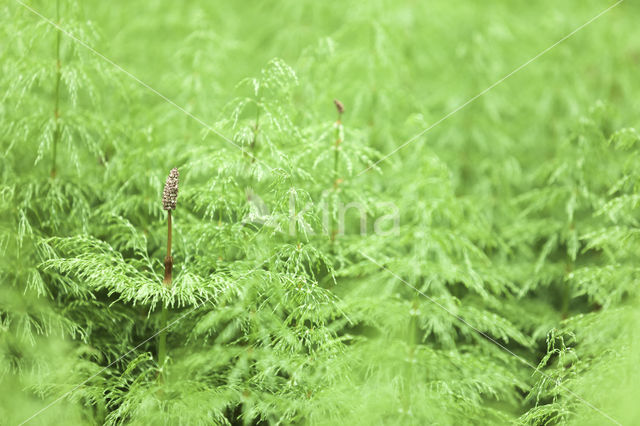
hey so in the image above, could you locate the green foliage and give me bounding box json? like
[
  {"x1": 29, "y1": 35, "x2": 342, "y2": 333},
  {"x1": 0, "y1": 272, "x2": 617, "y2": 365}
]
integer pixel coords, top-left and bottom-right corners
[{"x1": 2, "y1": 0, "x2": 640, "y2": 425}]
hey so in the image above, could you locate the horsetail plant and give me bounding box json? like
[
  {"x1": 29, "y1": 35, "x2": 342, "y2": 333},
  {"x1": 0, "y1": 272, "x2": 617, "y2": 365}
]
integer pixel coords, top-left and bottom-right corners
[
  {"x1": 4, "y1": 1, "x2": 640, "y2": 424},
  {"x1": 158, "y1": 167, "x2": 179, "y2": 370}
]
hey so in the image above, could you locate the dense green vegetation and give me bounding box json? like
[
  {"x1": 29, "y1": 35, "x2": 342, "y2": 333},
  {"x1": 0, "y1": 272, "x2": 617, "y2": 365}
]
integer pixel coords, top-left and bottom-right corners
[{"x1": 2, "y1": 0, "x2": 639, "y2": 424}]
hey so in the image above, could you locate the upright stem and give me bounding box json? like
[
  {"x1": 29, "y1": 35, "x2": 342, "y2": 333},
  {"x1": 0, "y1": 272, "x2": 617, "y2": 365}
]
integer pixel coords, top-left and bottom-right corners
[
  {"x1": 561, "y1": 222, "x2": 575, "y2": 319},
  {"x1": 403, "y1": 296, "x2": 419, "y2": 413},
  {"x1": 330, "y1": 113, "x2": 343, "y2": 244},
  {"x1": 250, "y1": 105, "x2": 260, "y2": 161},
  {"x1": 333, "y1": 112, "x2": 342, "y2": 181},
  {"x1": 158, "y1": 308, "x2": 167, "y2": 369},
  {"x1": 51, "y1": 0, "x2": 61, "y2": 178},
  {"x1": 158, "y1": 211, "x2": 173, "y2": 369},
  {"x1": 562, "y1": 259, "x2": 573, "y2": 319}
]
